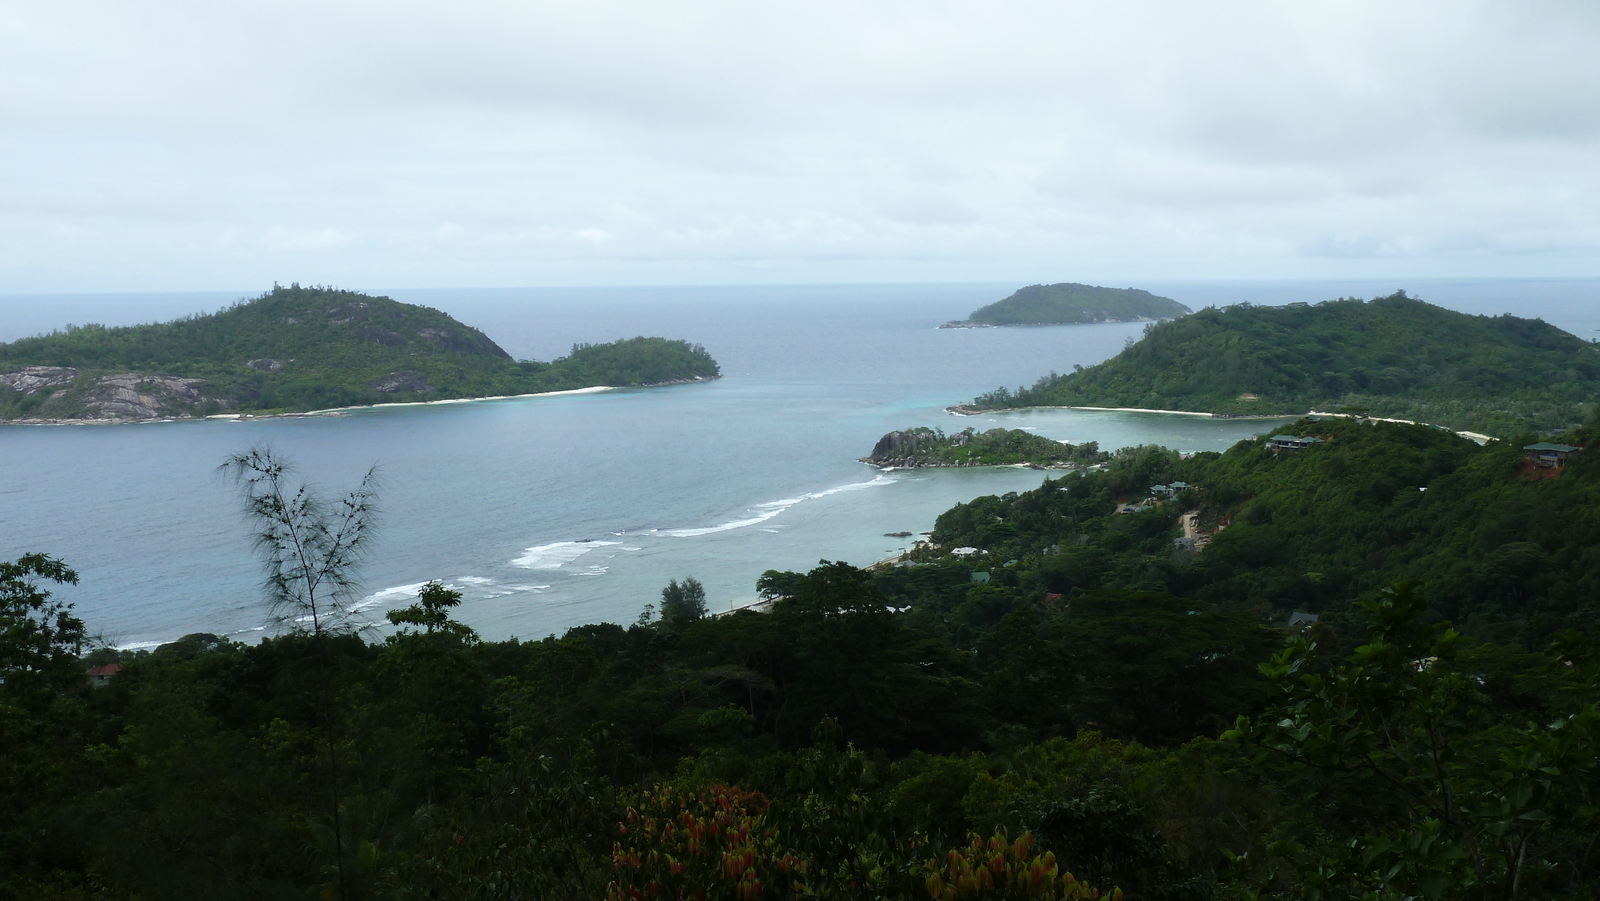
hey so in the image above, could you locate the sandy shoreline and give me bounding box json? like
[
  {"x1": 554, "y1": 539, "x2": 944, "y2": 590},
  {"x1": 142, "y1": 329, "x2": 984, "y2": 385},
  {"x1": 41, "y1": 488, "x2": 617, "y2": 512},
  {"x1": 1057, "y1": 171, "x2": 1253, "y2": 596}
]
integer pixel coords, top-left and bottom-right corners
[
  {"x1": 1, "y1": 379, "x2": 725, "y2": 426},
  {"x1": 298, "y1": 384, "x2": 615, "y2": 417},
  {"x1": 1307, "y1": 410, "x2": 1496, "y2": 444},
  {"x1": 948, "y1": 402, "x2": 1496, "y2": 444},
  {"x1": 0, "y1": 385, "x2": 617, "y2": 426},
  {"x1": 948, "y1": 403, "x2": 1288, "y2": 420}
]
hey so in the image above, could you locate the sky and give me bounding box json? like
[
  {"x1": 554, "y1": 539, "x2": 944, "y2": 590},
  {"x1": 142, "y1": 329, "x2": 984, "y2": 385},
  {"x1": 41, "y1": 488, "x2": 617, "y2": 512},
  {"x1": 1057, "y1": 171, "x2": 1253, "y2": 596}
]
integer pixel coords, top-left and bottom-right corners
[{"x1": 4, "y1": 1, "x2": 1600, "y2": 293}]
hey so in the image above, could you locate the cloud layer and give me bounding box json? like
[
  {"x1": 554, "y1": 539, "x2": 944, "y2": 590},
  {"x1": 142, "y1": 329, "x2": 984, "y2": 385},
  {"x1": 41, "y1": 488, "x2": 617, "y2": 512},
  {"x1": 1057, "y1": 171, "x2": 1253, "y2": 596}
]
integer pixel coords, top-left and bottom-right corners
[{"x1": 5, "y1": 0, "x2": 1599, "y2": 290}]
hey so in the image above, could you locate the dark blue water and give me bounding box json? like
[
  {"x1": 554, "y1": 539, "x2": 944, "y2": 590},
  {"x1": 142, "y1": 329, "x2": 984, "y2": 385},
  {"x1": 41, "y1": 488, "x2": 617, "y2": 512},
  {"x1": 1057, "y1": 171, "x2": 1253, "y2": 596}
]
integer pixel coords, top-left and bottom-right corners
[{"x1": 2, "y1": 280, "x2": 1594, "y2": 646}]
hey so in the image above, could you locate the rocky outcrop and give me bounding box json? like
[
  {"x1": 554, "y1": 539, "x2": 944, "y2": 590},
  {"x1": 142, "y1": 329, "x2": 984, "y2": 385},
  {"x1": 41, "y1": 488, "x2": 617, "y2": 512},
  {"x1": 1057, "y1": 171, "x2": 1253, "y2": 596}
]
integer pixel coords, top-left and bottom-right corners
[
  {"x1": 247, "y1": 358, "x2": 284, "y2": 372},
  {"x1": 416, "y1": 326, "x2": 512, "y2": 358},
  {"x1": 70, "y1": 373, "x2": 224, "y2": 420},
  {"x1": 866, "y1": 428, "x2": 975, "y2": 467},
  {"x1": 2, "y1": 366, "x2": 80, "y2": 394},
  {"x1": 863, "y1": 426, "x2": 1097, "y2": 470},
  {"x1": 357, "y1": 325, "x2": 408, "y2": 347},
  {"x1": 868, "y1": 429, "x2": 924, "y2": 466},
  {"x1": 319, "y1": 299, "x2": 511, "y2": 358},
  {"x1": 2, "y1": 366, "x2": 236, "y2": 421},
  {"x1": 373, "y1": 370, "x2": 434, "y2": 394},
  {"x1": 327, "y1": 301, "x2": 376, "y2": 324}
]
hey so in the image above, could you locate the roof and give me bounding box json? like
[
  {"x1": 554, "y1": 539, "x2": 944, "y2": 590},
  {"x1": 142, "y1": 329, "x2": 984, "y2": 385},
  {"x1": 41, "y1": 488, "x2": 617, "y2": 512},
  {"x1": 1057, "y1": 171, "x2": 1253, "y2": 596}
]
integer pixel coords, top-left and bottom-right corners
[
  {"x1": 1287, "y1": 612, "x2": 1320, "y2": 628},
  {"x1": 86, "y1": 663, "x2": 122, "y2": 677},
  {"x1": 1524, "y1": 442, "x2": 1580, "y2": 453},
  {"x1": 1269, "y1": 435, "x2": 1298, "y2": 442},
  {"x1": 1169, "y1": 481, "x2": 1191, "y2": 488}
]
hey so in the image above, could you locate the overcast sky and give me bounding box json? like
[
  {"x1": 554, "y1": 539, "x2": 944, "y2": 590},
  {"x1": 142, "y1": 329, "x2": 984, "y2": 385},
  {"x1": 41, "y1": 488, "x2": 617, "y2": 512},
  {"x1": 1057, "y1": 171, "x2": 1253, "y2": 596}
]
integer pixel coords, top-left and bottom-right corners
[{"x1": 4, "y1": 1, "x2": 1599, "y2": 293}]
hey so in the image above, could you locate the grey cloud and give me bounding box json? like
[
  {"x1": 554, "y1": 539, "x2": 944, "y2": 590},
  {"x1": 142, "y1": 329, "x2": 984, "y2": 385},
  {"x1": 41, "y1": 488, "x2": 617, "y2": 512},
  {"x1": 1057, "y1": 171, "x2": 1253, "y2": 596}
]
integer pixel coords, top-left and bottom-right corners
[
  {"x1": 876, "y1": 190, "x2": 981, "y2": 226},
  {"x1": 3, "y1": 1, "x2": 1600, "y2": 291}
]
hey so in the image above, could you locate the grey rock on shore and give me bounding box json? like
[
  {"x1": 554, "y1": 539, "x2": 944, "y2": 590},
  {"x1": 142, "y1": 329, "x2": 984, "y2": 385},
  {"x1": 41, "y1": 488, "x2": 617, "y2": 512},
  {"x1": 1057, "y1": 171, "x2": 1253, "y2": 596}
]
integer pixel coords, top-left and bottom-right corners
[{"x1": 2, "y1": 365, "x2": 236, "y2": 422}]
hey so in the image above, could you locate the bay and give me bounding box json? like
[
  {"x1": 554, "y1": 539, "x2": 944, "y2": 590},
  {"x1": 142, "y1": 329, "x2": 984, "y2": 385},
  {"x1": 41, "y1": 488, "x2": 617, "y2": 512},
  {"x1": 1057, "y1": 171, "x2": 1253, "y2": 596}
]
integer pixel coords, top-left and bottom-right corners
[{"x1": 2, "y1": 279, "x2": 1594, "y2": 647}]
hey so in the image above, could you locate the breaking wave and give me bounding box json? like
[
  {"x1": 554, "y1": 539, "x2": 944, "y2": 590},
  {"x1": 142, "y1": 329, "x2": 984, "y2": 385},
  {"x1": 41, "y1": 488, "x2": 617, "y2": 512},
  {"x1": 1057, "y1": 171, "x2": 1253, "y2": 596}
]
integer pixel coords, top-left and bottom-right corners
[
  {"x1": 660, "y1": 474, "x2": 895, "y2": 538},
  {"x1": 512, "y1": 540, "x2": 622, "y2": 569}
]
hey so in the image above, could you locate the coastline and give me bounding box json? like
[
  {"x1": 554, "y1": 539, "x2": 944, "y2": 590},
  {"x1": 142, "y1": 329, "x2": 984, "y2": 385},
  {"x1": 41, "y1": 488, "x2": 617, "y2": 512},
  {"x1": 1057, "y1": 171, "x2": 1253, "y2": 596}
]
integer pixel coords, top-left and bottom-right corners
[
  {"x1": 1307, "y1": 410, "x2": 1496, "y2": 445},
  {"x1": 298, "y1": 384, "x2": 616, "y2": 416},
  {"x1": 1, "y1": 375, "x2": 718, "y2": 426},
  {"x1": 938, "y1": 315, "x2": 1180, "y2": 329},
  {"x1": 945, "y1": 402, "x2": 1495, "y2": 445},
  {"x1": 866, "y1": 460, "x2": 1087, "y2": 473},
  {"x1": 947, "y1": 403, "x2": 1286, "y2": 420}
]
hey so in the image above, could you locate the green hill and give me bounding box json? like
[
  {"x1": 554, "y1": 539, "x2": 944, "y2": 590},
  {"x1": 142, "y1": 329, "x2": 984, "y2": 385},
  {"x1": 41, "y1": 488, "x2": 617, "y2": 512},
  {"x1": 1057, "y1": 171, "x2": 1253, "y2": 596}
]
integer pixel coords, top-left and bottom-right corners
[
  {"x1": 966, "y1": 291, "x2": 1600, "y2": 436},
  {"x1": 957, "y1": 283, "x2": 1191, "y2": 326},
  {"x1": 0, "y1": 285, "x2": 720, "y2": 421}
]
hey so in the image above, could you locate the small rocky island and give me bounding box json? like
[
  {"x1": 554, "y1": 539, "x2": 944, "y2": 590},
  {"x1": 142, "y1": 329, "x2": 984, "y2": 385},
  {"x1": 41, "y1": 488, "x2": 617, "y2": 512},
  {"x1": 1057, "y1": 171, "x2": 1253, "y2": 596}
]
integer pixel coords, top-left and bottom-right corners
[
  {"x1": 940, "y1": 282, "x2": 1191, "y2": 328},
  {"x1": 0, "y1": 284, "x2": 720, "y2": 423},
  {"x1": 862, "y1": 426, "x2": 1109, "y2": 469}
]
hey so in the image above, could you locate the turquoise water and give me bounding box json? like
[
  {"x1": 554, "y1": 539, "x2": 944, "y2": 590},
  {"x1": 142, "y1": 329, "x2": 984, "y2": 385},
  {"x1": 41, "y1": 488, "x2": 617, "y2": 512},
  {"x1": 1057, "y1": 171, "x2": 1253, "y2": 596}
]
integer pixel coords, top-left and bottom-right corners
[{"x1": 2, "y1": 279, "x2": 1592, "y2": 646}]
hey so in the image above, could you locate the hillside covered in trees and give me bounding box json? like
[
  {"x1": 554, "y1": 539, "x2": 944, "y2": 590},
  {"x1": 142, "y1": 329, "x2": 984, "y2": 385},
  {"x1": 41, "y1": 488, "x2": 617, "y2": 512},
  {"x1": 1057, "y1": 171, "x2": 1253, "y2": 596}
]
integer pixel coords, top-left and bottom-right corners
[
  {"x1": 949, "y1": 284, "x2": 1191, "y2": 327},
  {"x1": 968, "y1": 292, "x2": 1600, "y2": 436},
  {"x1": 4, "y1": 416, "x2": 1599, "y2": 899},
  {"x1": 0, "y1": 285, "x2": 720, "y2": 421}
]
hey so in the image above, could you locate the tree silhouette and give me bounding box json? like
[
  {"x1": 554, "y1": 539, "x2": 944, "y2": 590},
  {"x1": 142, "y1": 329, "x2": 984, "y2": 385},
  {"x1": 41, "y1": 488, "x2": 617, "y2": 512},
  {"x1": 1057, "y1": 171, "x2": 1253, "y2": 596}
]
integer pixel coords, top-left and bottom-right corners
[
  {"x1": 220, "y1": 445, "x2": 380, "y2": 637},
  {"x1": 220, "y1": 445, "x2": 381, "y2": 901}
]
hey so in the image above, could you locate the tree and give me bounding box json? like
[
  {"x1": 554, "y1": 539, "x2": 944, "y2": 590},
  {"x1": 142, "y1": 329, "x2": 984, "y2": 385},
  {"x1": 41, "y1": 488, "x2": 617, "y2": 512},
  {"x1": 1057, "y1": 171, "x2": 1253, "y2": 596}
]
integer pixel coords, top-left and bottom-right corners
[
  {"x1": 0, "y1": 553, "x2": 84, "y2": 689},
  {"x1": 660, "y1": 576, "x2": 708, "y2": 629},
  {"x1": 1228, "y1": 583, "x2": 1600, "y2": 900},
  {"x1": 387, "y1": 580, "x2": 477, "y2": 641},
  {"x1": 0, "y1": 554, "x2": 88, "y2": 882},
  {"x1": 220, "y1": 445, "x2": 380, "y2": 637},
  {"x1": 380, "y1": 581, "x2": 482, "y2": 806},
  {"x1": 220, "y1": 445, "x2": 381, "y2": 901}
]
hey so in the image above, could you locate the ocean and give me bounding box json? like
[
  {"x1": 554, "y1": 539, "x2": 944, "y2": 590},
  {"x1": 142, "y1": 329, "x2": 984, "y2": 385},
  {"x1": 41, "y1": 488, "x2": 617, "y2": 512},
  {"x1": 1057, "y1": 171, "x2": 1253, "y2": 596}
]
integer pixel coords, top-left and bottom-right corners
[{"x1": 2, "y1": 278, "x2": 1596, "y2": 647}]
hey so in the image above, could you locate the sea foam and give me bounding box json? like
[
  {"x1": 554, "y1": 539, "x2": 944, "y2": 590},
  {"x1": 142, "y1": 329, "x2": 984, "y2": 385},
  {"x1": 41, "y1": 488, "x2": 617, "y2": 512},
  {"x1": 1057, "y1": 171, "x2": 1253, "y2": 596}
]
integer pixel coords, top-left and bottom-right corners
[
  {"x1": 512, "y1": 540, "x2": 622, "y2": 569},
  {"x1": 354, "y1": 581, "x2": 434, "y2": 611},
  {"x1": 660, "y1": 474, "x2": 895, "y2": 538}
]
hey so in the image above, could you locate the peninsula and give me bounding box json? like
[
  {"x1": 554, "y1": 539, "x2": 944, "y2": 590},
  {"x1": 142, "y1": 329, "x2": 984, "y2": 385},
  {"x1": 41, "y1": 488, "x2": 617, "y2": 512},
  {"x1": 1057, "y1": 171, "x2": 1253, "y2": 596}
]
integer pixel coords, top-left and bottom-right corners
[
  {"x1": 0, "y1": 285, "x2": 720, "y2": 422},
  {"x1": 959, "y1": 291, "x2": 1600, "y2": 437},
  {"x1": 939, "y1": 282, "x2": 1190, "y2": 328},
  {"x1": 862, "y1": 426, "x2": 1109, "y2": 469}
]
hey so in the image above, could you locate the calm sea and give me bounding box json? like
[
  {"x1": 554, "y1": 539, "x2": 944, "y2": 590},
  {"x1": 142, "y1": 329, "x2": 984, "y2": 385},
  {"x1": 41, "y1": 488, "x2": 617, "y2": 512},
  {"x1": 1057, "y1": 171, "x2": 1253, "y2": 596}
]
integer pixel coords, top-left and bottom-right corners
[{"x1": 2, "y1": 279, "x2": 1596, "y2": 647}]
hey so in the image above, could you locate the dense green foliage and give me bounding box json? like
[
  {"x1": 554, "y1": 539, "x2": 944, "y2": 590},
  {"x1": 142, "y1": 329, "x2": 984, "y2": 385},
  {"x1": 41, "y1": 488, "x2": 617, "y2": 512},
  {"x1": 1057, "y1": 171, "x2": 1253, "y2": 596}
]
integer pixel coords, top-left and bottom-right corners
[
  {"x1": 5, "y1": 417, "x2": 1600, "y2": 898},
  {"x1": 1228, "y1": 583, "x2": 1600, "y2": 899},
  {"x1": 966, "y1": 285, "x2": 1190, "y2": 326},
  {"x1": 865, "y1": 427, "x2": 1110, "y2": 468},
  {"x1": 971, "y1": 292, "x2": 1600, "y2": 436},
  {"x1": 0, "y1": 285, "x2": 719, "y2": 419},
  {"x1": 917, "y1": 416, "x2": 1600, "y2": 645}
]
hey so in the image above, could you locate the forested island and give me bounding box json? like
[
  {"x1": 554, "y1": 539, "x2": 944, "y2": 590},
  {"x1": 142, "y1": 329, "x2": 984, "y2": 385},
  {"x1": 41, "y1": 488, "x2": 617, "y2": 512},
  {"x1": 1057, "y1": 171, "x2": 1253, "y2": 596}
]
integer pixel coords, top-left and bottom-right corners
[
  {"x1": 863, "y1": 426, "x2": 1110, "y2": 469},
  {"x1": 5, "y1": 414, "x2": 1598, "y2": 899},
  {"x1": 0, "y1": 284, "x2": 720, "y2": 422},
  {"x1": 940, "y1": 283, "x2": 1191, "y2": 328},
  {"x1": 962, "y1": 291, "x2": 1600, "y2": 436}
]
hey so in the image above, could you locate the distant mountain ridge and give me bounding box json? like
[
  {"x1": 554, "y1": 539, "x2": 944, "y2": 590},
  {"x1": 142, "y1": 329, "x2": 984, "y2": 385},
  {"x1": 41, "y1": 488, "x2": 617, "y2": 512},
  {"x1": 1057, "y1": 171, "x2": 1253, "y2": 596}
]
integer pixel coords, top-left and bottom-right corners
[
  {"x1": 0, "y1": 285, "x2": 720, "y2": 421},
  {"x1": 942, "y1": 283, "x2": 1191, "y2": 328},
  {"x1": 964, "y1": 291, "x2": 1600, "y2": 436}
]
